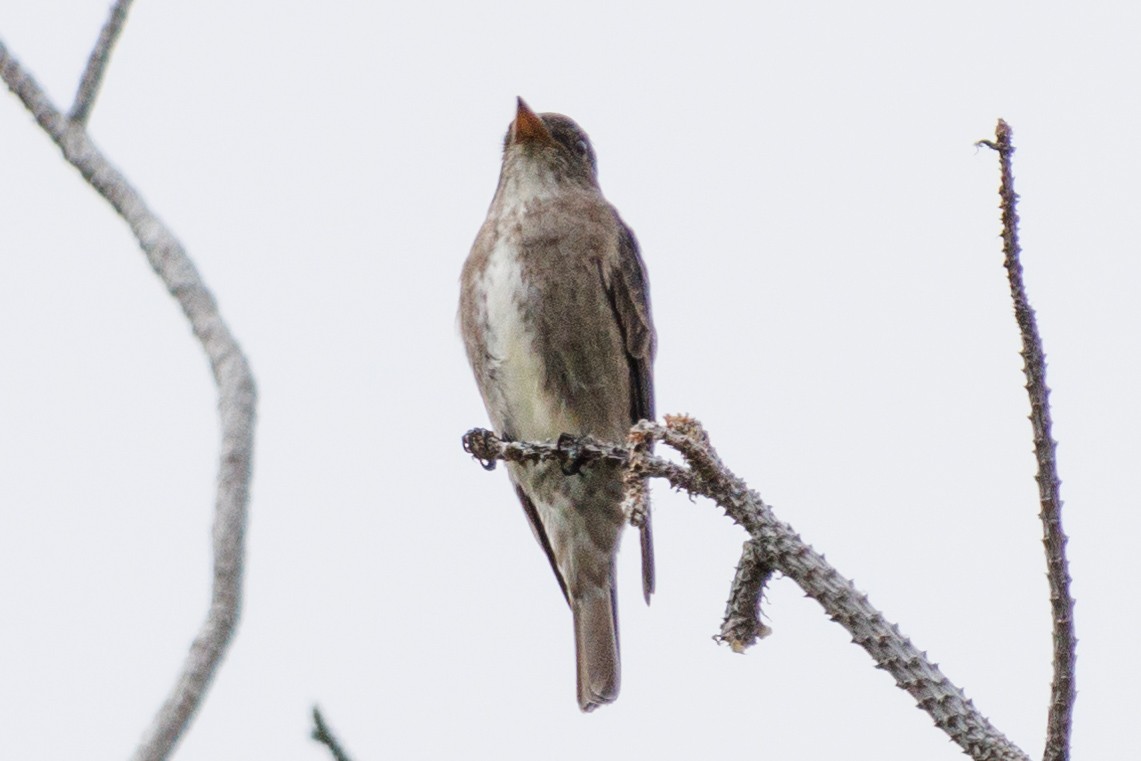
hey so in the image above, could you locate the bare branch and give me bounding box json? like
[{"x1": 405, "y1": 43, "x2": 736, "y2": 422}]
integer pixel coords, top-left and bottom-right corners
[
  {"x1": 980, "y1": 119, "x2": 1076, "y2": 761},
  {"x1": 311, "y1": 707, "x2": 355, "y2": 761},
  {"x1": 2, "y1": 38, "x2": 256, "y2": 761},
  {"x1": 69, "y1": 0, "x2": 135, "y2": 125},
  {"x1": 718, "y1": 538, "x2": 773, "y2": 652},
  {"x1": 462, "y1": 421, "x2": 1030, "y2": 761}
]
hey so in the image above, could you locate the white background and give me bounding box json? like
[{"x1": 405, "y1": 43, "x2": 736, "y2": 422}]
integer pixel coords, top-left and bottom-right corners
[{"x1": 1, "y1": 2, "x2": 1137, "y2": 758}]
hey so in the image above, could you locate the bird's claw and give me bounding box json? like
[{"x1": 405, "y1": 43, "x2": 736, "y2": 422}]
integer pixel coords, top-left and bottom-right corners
[
  {"x1": 462, "y1": 428, "x2": 499, "y2": 471},
  {"x1": 556, "y1": 433, "x2": 588, "y2": 476}
]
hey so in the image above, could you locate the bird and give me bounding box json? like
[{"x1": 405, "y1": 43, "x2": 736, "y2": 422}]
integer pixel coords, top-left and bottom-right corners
[{"x1": 459, "y1": 97, "x2": 656, "y2": 711}]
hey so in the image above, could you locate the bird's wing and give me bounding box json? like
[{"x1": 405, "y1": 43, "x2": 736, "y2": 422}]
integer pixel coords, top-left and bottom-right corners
[
  {"x1": 604, "y1": 215, "x2": 657, "y2": 602},
  {"x1": 513, "y1": 481, "x2": 570, "y2": 604}
]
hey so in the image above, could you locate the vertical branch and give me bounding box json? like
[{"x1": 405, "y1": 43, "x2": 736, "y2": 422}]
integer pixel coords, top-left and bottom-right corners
[
  {"x1": 69, "y1": 0, "x2": 135, "y2": 126},
  {"x1": 983, "y1": 119, "x2": 1076, "y2": 761},
  {"x1": 2, "y1": 30, "x2": 256, "y2": 761}
]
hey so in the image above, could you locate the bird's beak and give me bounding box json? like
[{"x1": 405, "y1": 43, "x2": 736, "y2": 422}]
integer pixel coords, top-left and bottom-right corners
[{"x1": 512, "y1": 97, "x2": 552, "y2": 144}]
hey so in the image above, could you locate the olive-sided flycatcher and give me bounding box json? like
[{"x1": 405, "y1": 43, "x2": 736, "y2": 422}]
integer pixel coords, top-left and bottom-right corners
[{"x1": 459, "y1": 98, "x2": 656, "y2": 711}]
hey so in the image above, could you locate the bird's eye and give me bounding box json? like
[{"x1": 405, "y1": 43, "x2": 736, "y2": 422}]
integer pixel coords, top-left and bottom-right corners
[{"x1": 575, "y1": 139, "x2": 589, "y2": 159}]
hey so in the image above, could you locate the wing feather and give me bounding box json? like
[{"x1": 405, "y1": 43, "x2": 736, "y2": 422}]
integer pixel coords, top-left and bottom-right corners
[{"x1": 603, "y1": 216, "x2": 657, "y2": 601}]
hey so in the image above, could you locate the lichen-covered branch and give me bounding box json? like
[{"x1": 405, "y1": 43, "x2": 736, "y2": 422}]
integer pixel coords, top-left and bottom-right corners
[
  {"x1": 979, "y1": 119, "x2": 1076, "y2": 761},
  {"x1": 2, "y1": 27, "x2": 255, "y2": 761},
  {"x1": 718, "y1": 538, "x2": 773, "y2": 652},
  {"x1": 69, "y1": 0, "x2": 135, "y2": 125},
  {"x1": 462, "y1": 420, "x2": 1030, "y2": 761}
]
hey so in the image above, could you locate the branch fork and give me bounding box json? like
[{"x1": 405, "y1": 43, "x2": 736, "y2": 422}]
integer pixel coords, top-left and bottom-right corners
[
  {"x1": 463, "y1": 416, "x2": 1029, "y2": 761},
  {"x1": 2, "y1": 5, "x2": 256, "y2": 759}
]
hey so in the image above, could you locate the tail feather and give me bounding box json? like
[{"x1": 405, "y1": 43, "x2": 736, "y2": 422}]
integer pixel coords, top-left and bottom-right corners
[
  {"x1": 640, "y1": 507, "x2": 655, "y2": 604},
  {"x1": 572, "y1": 589, "x2": 620, "y2": 711}
]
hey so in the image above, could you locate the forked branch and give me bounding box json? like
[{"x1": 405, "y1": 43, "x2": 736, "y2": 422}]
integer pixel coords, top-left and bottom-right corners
[
  {"x1": 463, "y1": 421, "x2": 1030, "y2": 761},
  {"x1": 69, "y1": 0, "x2": 135, "y2": 125},
  {"x1": 2, "y1": 11, "x2": 255, "y2": 761},
  {"x1": 311, "y1": 707, "x2": 355, "y2": 761}
]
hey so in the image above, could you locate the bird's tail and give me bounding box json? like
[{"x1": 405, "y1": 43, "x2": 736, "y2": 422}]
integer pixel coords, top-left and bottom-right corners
[{"x1": 572, "y1": 586, "x2": 620, "y2": 711}]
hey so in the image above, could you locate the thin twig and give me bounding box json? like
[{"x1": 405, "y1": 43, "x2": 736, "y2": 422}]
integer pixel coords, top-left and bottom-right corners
[
  {"x1": 69, "y1": 0, "x2": 135, "y2": 125},
  {"x1": 2, "y1": 36, "x2": 256, "y2": 761},
  {"x1": 462, "y1": 422, "x2": 1030, "y2": 761},
  {"x1": 311, "y1": 707, "x2": 354, "y2": 761},
  {"x1": 980, "y1": 119, "x2": 1076, "y2": 761}
]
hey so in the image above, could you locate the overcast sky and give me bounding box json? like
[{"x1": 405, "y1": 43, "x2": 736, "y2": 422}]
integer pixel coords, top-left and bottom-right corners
[{"x1": 2, "y1": 2, "x2": 1138, "y2": 759}]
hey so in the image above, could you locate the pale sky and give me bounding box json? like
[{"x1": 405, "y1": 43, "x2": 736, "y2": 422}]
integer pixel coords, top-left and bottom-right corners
[{"x1": 1, "y1": 2, "x2": 1137, "y2": 759}]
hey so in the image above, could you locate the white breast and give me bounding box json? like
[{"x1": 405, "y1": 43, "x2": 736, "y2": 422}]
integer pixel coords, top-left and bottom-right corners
[{"x1": 477, "y1": 229, "x2": 574, "y2": 443}]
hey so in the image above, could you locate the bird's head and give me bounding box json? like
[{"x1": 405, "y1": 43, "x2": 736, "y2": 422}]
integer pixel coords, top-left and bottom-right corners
[{"x1": 500, "y1": 97, "x2": 600, "y2": 191}]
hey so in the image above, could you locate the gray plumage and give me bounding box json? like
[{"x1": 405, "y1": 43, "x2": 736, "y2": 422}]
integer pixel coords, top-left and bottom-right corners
[{"x1": 459, "y1": 98, "x2": 655, "y2": 711}]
